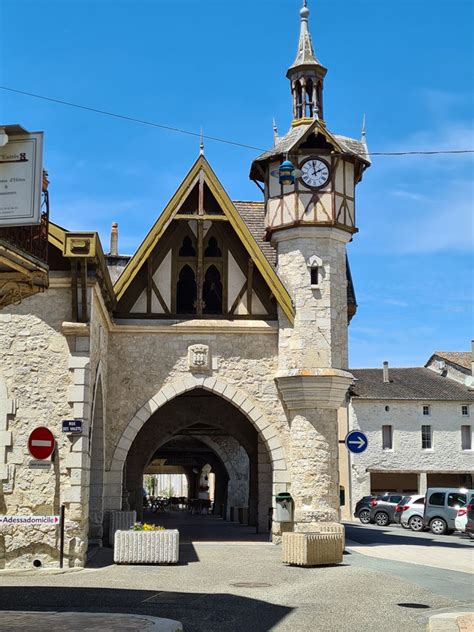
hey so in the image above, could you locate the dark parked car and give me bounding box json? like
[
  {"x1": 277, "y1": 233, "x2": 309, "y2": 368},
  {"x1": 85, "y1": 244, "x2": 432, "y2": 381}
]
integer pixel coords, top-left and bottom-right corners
[
  {"x1": 369, "y1": 493, "x2": 405, "y2": 526},
  {"x1": 354, "y1": 496, "x2": 377, "y2": 524}
]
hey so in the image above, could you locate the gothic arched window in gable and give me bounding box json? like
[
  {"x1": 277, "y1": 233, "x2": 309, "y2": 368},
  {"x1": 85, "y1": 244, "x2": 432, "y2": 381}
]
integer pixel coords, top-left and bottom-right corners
[
  {"x1": 204, "y1": 236, "x2": 222, "y2": 258},
  {"x1": 177, "y1": 264, "x2": 197, "y2": 314},
  {"x1": 203, "y1": 265, "x2": 222, "y2": 314},
  {"x1": 179, "y1": 235, "x2": 196, "y2": 257}
]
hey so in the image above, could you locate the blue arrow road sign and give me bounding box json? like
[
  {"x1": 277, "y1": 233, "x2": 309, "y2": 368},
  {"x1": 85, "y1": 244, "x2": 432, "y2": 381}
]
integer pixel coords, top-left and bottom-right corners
[{"x1": 345, "y1": 430, "x2": 368, "y2": 454}]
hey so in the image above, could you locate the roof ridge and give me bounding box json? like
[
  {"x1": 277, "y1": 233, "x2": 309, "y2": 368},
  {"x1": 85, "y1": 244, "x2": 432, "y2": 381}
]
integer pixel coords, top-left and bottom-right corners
[{"x1": 233, "y1": 200, "x2": 264, "y2": 204}]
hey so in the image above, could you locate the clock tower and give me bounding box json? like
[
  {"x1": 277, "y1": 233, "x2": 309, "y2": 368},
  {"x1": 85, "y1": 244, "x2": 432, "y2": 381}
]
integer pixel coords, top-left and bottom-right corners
[{"x1": 250, "y1": 0, "x2": 370, "y2": 529}]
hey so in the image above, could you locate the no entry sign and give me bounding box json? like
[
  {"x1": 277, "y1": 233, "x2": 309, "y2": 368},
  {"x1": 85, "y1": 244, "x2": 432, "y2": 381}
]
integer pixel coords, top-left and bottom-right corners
[{"x1": 27, "y1": 427, "x2": 55, "y2": 460}]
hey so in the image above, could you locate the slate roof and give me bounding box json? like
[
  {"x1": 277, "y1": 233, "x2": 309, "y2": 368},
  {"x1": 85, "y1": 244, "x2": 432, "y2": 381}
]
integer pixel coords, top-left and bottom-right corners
[
  {"x1": 250, "y1": 123, "x2": 370, "y2": 172},
  {"x1": 233, "y1": 201, "x2": 276, "y2": 266},
  {"x1": 334, "y1": 134, "x2": 370, "y2": 163},
  {"x1": 106, "y1": 255, "x2": 131, "y2": 284},
  {"x1": 427, "y1": 352, "x2": 472, "y2": 372},
  {"x1": 350, "y1": 368, "x2": 474, "y2": 401},
  {"x1": 253, "y1": 124, "x2": 311, "y2": 164}
]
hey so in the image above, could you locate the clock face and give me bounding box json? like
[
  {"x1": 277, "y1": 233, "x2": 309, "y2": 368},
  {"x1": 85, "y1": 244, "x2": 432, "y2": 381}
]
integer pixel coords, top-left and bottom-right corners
[{"x1": 300, "y1": 158, "x2": 331, "y2": 189}]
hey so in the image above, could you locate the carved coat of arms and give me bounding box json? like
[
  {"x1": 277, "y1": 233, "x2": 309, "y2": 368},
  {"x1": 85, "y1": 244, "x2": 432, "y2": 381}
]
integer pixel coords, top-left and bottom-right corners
[{"x1": 188, "y1": 344, "x2": 211, "y2": 372}]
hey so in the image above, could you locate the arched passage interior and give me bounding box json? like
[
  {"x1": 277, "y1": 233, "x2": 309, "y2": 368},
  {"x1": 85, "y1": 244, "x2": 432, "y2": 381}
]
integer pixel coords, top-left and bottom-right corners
[{"x1": 123, "y1": 388, "x2": 272, "y2": 533}]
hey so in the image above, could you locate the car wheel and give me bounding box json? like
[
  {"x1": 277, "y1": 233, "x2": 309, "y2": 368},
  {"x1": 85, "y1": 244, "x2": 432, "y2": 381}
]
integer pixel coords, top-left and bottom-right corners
[
  {"x1": 374, "y1": 512, "x2": 390, "y2": 527},
  {"x1": 401, "y1": 522, "x2": 410, "y2": 529},
  {"x1": 430, "y1": 517, "x2": 447, "y2": 535},
  {"x1": 408, "y1": 515, "x2": 424, "y2": 532},
  {"x1": 359, "y1": 509, "x2": 371, "y2": 524}
]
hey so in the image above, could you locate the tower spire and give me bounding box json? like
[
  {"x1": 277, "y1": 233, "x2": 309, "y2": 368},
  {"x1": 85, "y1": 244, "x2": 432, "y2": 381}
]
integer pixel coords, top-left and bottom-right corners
[
  {"x1": 290, "y1": 0, "x2": 320, "y2": 69},
  {"x1": 286, "y1": 0, "x2": 327, "y2": 124}
]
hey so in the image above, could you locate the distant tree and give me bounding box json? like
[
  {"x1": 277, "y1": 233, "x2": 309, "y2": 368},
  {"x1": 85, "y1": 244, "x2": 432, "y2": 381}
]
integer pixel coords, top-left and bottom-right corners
[{"x1": 159, "y1": 486, "x2": 175, "y2": 498}]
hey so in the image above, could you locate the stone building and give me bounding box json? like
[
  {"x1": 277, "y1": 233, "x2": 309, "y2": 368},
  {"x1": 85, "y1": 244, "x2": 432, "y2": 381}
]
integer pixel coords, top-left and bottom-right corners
[
  {"x1": 0, "y1": 1, "x2": 370, "y2": 568},
  {"x1": 346, "y1": 351, "x2": 474, "y2": 511}
]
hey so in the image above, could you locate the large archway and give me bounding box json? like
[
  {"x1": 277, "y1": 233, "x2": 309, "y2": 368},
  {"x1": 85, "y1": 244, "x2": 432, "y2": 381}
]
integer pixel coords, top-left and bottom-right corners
[
  {"x1": 104, "y1": 376, "x2": 290, "y2": 534},
  {"x1": 124, "y1": 389, "x2": 270, "y2": 532}
]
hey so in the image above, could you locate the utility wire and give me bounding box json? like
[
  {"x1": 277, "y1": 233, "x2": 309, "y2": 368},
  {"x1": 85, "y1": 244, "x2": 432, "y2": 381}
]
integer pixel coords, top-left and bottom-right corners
[
  {"x1": 1, "y1": 85, "x2": 473, "y2": 157},
  {"x1": 0, "y1": 86, "x2": 263, "y2": 152}
]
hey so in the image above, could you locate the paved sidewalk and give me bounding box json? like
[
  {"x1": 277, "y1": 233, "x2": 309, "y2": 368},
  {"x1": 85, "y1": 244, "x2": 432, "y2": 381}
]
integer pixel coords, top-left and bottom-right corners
[
  {"x1": 345, "y1": 538, "x2": 474, "y2": 574},
  {"x1": 429, "y1": 611, "x2": 474, "y2": 631},
  {"x1": 0, "y1": 611, "x2": 182, "y2": 631}
]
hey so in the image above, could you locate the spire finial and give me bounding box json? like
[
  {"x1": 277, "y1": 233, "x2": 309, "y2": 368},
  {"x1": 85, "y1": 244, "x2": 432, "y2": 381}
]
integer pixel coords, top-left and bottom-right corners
[
  {"x1": 199, "y1": 127, "x2": 204, "y2": 155},
  {"x1": 361, "y1": 114, "x2": 367, "y2": 142},
  {"x1": 272, "y1": 117, "x2": 279, "y2": 146}
]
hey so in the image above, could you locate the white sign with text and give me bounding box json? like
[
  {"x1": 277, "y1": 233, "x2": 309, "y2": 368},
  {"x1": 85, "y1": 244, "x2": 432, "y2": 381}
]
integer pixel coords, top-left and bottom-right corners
[{"x1": 0, "y1": 132, "x2": 44, "y2": 226}]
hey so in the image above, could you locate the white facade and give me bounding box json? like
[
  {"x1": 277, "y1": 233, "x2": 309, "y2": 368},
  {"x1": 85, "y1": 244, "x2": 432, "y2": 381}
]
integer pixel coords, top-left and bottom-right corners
[{"x1": 347, "y1": 365, "x2": 474, "y2": 509}]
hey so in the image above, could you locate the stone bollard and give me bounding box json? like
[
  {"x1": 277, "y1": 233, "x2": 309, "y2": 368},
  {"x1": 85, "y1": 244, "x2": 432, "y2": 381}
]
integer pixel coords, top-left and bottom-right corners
[{"x1": 282, "y1": 523, "x2": 345, "y2": 567}]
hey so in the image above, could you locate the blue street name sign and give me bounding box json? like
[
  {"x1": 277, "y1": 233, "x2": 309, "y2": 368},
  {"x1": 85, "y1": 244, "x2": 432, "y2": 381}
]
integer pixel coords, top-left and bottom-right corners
[
  {"x1": 62, "y1": 419, "x2": 83, "y2": 434},
  {"x1": 345, "y1": 430, "x2": 368, "y2": 454}
]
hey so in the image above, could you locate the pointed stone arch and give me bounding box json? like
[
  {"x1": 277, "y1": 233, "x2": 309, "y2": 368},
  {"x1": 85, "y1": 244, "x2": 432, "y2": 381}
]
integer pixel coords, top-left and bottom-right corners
[{"x1": 104, "y1": 375, "x2": 290, "y2": 513}]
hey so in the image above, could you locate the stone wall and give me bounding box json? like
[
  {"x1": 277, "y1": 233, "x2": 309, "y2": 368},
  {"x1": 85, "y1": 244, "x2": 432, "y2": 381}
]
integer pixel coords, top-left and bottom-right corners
[
  {"x1": 273, "y1": 227, "x2": 350, "y2": 372},
  {"x1": 0, "y1": 282, "x2": 79, "y2": 568},
  {"x1": 105, "y1": 327, "x2": 288, "y2": 472},
  {"x1": 349, "y1": 399, "x2": 474, "y2": 501}
]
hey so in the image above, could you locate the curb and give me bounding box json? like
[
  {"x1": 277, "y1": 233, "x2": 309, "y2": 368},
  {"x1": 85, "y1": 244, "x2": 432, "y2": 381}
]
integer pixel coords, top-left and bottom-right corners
[
  {"x1": 428, "y1": 611, "x2": 474, "y2": 631},
  {"x1": 0, "y1": 566, "x2": 85, "y2": 577}
]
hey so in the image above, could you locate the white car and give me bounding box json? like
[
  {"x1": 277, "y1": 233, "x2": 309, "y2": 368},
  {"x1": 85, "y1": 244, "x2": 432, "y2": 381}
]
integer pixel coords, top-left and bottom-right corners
[
  {"x1": 455, "y1": 507, "x2": 468, "y2": 532},
  {"x1": 400, "y1": 495, "x2": 426, "y2": 531}
]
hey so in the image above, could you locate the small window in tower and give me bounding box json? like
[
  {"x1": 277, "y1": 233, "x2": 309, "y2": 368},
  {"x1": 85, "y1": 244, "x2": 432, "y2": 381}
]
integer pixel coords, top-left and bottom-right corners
[
  {"x1": 204, "y1": 236, "x2": 222, "y2": 257},
  {"x1": 176, "y1": 265, "x2": 197, "y2": 314},
  {"x1": 310, "y1": 267, "x2": 319, "y2": 287},
  {"x1": 203, "y1": 265, "x2": 222, "y2": 314},
  {"x1": 179, "y1": 236, "x2": 196, "y2": 257}
]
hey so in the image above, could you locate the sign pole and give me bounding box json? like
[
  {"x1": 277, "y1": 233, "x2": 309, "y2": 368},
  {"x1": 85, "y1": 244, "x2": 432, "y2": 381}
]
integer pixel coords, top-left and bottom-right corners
[{"x1": 59, "y1": 504, "x2": 65, "y2": 569}]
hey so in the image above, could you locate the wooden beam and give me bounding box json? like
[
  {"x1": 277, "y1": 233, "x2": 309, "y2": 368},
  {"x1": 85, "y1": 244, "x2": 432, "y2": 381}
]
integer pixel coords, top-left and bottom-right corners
[
  {"x1": 151, "y1": 279, "x2": 170, "y2": 314},
  {"x1": 174, "y1": 214, "x2": 228, "y2": 221},
  {"x1": 146, "y1": 257, "x2": 152, "y2": 314},
  {"x1": 71, "y1": 259, "x2": 79, "y2": 322},
  {"x1": 80, "y1": 259, "x2": 88, "y2": 322},
  {"x1": 229, "y1": 281, "x2": 247, "y2": 315},
  {"x1": 247, "y1": 259, "x2": 254, "y2": 315},
  {"x1": 196, "y1": 171, "x2": 205, "y2": 314}
]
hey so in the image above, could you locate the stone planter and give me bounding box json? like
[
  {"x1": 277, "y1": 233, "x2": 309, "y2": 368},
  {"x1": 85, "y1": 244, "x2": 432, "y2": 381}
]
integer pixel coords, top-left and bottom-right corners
[
  {"x1": 114, "y1": 529, "x2": 179, "y2": 564},
  {"x1": 108, "y1": 510, "x2": 137, "y2": 546},
  {"x1": 282, "y1": 523, "x2": 344, "y2": 567}
]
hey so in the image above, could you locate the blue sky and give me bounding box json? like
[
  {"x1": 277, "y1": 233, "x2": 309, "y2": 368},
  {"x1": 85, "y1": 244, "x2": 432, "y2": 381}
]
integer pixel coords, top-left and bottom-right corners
[{"x1": 1, "y1": 0, "x2": 472, "y2": 367}]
